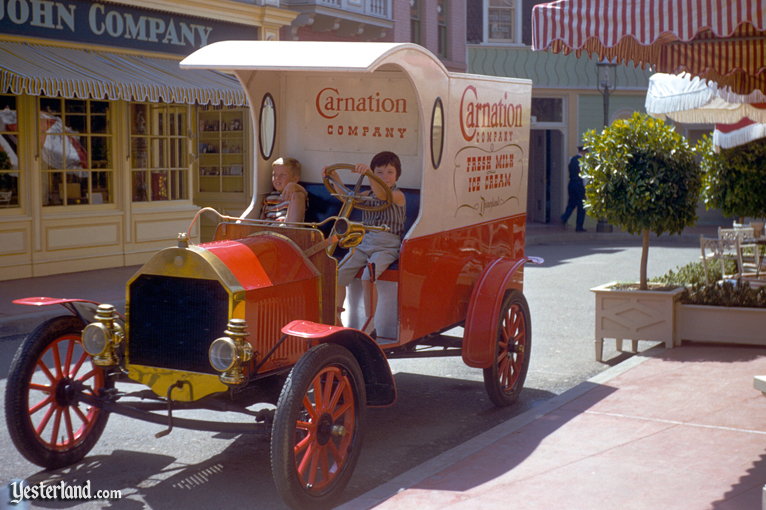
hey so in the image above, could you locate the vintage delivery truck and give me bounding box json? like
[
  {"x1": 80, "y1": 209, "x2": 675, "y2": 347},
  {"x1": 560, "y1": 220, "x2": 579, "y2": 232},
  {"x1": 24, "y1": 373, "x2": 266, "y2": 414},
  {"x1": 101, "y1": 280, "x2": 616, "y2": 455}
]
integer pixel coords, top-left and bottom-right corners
[{"x1": 6, "y1": 41, "x2": 538, "y2": 509}]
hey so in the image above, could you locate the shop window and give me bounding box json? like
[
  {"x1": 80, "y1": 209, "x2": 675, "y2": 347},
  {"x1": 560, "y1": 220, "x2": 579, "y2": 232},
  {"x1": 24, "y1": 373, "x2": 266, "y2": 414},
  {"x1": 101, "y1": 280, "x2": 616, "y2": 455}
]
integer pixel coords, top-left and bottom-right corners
[
  {"x1": 531, "y1": 97, "x2": 563, "y2": 123},
  {"x1": 130, "y1": 103, "x2": 189, "y2": 202},
  {"x1": 39, "y1": 97, "x2": 113, "y2": 206},
  {"x1": 198, "y1": 106, "x2": 246, "y2": 193},
  {"x1": 437, "y1": 0, "x2": 448, "y2": 58},
  {"x1": 410, "y1": 0, "x2": 421, "y2": 45},
  {"x1": 0, "y1": 95, "x2": 19, "y2": 208},
  {"x1": 488, "y1": 0, "x2": 516, "y2": 43}
]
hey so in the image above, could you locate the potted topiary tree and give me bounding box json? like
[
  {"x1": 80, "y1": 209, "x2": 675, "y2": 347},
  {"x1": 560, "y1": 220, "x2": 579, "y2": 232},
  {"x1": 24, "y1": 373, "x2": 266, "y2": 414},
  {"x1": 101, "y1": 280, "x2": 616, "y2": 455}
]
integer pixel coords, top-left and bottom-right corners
[
  {"x1": 699, "y1": 135, "x2": 766, "y2": 228},
  {"x1": 582, "y1": 112, "x2": 703, "y2": 360}
]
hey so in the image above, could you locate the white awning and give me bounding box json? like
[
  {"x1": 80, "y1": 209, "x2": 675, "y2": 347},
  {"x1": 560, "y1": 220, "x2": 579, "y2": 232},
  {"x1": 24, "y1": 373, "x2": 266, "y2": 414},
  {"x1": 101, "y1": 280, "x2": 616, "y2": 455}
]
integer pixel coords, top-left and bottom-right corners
[{"x1": 0, "y1": 41, "x2": 246, "y2": 106}]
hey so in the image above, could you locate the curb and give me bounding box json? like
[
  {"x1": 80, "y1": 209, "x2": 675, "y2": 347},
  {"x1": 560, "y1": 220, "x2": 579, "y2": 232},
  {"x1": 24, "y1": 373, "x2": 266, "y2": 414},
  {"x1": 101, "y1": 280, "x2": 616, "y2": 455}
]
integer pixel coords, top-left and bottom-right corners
[
  {"x1": 336, "y1": 351, "x2": 654, "y2": 510},
  {"x1": 526, "y1": 231, "x2": 704, "y2": 246}
]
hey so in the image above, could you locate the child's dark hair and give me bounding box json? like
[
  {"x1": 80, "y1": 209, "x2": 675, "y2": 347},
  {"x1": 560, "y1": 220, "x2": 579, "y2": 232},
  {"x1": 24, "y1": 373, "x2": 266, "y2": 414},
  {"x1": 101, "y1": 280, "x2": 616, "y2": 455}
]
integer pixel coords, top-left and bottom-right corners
[{"x1": 370, "y1": 151, "x2": 401, "y2": 179}]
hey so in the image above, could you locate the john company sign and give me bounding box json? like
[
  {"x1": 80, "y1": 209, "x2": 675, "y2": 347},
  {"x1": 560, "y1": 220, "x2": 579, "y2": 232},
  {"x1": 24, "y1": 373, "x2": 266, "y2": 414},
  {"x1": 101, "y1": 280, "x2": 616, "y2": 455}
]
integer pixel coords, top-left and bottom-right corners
[{"x1": 0, "y1": 0, "x2": 257, "y2": 55}]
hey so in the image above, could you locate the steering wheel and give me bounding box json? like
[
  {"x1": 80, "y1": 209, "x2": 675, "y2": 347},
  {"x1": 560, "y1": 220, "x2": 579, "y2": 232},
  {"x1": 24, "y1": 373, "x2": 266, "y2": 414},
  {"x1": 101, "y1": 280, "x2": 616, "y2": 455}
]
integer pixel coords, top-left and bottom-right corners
[{"x1": 322, "y1": 163, "x2": 393, "y2": 214}]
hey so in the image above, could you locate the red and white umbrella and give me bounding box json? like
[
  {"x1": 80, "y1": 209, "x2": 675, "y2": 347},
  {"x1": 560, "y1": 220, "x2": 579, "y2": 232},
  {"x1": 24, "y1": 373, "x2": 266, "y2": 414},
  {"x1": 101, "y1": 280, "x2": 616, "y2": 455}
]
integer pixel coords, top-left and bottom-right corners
[
  {"x1": 532, "y1": 0, "x2": 766, "y2": 95},
  {"x1": 645, "y1": 72, "x2": 766, "y2": 148},
  {"x1": 712, "y1": 117, "x2": 766, "y2": 149}
]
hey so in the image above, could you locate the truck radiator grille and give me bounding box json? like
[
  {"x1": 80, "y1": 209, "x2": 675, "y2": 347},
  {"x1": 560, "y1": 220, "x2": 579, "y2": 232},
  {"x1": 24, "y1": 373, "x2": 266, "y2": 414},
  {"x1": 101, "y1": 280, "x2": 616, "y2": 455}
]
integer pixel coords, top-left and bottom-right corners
[{"x1": 128, "y1": 274, "x2": 229, "y2": 374}]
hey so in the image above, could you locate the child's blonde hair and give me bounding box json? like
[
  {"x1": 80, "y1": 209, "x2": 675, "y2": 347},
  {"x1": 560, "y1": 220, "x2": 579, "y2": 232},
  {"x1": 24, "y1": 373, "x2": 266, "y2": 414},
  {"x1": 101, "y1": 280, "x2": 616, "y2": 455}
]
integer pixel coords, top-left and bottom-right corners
[{"x1": 273, "y1": 157, "x2": 302, "y2": 180}]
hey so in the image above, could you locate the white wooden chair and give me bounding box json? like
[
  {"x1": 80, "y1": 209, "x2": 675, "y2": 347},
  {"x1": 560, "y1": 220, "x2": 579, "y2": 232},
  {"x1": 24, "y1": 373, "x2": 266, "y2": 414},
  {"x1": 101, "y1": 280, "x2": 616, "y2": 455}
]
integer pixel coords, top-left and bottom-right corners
[
  {"x1": 700, "y1": 235, "x2": 742, "y2": 283},
  {"x1": 719, "y1": 227, "x2": 762, "y2": 277}
]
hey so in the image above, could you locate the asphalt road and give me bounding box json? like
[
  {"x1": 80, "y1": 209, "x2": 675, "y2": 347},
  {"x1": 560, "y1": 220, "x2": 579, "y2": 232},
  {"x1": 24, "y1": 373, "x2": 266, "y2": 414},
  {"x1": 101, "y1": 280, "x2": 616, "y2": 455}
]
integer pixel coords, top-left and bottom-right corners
[{"x1": 0, "y1": 240, "x2": 700, "y2": 509}]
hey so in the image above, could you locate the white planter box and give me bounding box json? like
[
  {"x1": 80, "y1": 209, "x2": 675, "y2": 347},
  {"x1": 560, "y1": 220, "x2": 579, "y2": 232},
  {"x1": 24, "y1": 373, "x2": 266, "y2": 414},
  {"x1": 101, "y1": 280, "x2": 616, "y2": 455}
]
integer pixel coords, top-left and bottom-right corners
[
  {"x1": 676, "y1": 304, "x2": 766, "y2": 345},
  {"x1": 591, "y1": 282, "x2": 684, "y2": 362}
]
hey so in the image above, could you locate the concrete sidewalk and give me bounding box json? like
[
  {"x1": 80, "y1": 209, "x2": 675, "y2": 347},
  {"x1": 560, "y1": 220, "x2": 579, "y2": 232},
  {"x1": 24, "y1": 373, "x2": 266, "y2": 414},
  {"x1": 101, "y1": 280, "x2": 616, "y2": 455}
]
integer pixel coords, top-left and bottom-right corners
[{"x1": 340, "y1": 343, "x2": 766, "y2": 510}]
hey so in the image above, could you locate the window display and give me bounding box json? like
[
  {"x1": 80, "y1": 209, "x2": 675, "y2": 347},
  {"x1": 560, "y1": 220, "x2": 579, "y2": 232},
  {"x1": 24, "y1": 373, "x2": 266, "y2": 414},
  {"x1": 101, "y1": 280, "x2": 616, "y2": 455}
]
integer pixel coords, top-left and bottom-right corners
[
  {"x1": 38, "y1": 98, "x2": 113, "y2": 206},
  {"x1": 198, "y1": 106, "x2": 246, "y2": 193},
  {"x1": 131, "y1": 103, "x2": 189, "y2": 202},
  {"x1": 0, "y1": 95, "x2": 18, "y2": 208}
]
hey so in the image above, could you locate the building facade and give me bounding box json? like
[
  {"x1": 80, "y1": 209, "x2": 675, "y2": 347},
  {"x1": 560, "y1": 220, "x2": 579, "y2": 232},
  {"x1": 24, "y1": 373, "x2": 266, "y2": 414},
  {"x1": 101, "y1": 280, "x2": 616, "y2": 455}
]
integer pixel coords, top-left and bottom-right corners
[
  {"x1": 284, "y1": 0, "x2": 466, "y2": 72},
  {"x1": 467, "y1": 0, "x2": 654, "y2": 226},
  {"x1": 0, "y1": 0, "x2": 297, "y2": 280}
]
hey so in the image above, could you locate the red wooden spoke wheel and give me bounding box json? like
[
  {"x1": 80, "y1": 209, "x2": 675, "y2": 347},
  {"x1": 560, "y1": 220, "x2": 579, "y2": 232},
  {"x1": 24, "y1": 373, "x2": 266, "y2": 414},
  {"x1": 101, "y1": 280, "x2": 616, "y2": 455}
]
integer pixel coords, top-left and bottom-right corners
[
  {"x1": 483, "y1": 290, "x2": 531, "y2": 407},
  {"x1": 5, "y1": 316, "x2": 112, "y2": 468},
  {"x1": 271, "y1": 343, "x2": 365, "y2": 510}
]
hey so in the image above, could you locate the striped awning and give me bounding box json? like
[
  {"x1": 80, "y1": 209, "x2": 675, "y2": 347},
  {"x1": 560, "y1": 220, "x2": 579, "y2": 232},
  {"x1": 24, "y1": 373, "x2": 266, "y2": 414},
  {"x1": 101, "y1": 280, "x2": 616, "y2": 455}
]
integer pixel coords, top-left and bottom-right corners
[
  {"x1": 531, "y1": 0, "x2": 766, "y2": 95},
  {"x1": 0, "y1": 41, "x2": 246, "y2": 106}
]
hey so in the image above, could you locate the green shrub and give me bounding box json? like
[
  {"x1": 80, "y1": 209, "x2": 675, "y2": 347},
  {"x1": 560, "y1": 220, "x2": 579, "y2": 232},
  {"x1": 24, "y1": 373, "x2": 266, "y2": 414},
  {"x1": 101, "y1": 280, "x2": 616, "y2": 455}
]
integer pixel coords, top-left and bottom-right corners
[
  {"x1": 651, "y1": 260, "x2": 737, "y2": 286},
  {"x1": 681, "y1": 281, "x2": 766, "y2": 308},
  {"x1": 699, "y1": 135, "x2": 766, "y2": 220}
]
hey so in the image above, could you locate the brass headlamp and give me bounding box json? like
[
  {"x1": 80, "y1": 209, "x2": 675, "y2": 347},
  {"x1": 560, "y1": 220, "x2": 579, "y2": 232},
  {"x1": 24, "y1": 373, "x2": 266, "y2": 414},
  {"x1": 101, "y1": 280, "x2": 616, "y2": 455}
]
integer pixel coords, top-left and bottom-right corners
[
  {"x1": 82, "y1": 304, "x2": 124, "y2": 366},
  {"x1": 208, "y1": 318, "x2": 253, "y2": 385}
]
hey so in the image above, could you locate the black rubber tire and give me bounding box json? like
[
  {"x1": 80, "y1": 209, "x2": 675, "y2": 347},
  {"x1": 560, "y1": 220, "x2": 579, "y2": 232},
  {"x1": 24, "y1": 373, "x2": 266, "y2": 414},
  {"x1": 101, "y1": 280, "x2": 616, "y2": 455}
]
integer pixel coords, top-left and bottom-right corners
[
  {"x1": 5, "y1": 315, "x2": 112, "y2": 469},
  {"x1": 483, "y1": 290, "x2": 532, "y2": 407},
  {"x1": 270, "y1": 343, "x2": 366, "y2": 510}
]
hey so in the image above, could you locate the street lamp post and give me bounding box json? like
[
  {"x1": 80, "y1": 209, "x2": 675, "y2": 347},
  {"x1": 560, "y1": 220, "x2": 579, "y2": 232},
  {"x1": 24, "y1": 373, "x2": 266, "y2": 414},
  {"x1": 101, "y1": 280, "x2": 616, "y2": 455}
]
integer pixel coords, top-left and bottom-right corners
[
  {"x1": 596, "y1": 59, "x2": 618, "y2": 127},
  {"x1": 595, "y1": 60, "x2": 617, "y2": 232}
]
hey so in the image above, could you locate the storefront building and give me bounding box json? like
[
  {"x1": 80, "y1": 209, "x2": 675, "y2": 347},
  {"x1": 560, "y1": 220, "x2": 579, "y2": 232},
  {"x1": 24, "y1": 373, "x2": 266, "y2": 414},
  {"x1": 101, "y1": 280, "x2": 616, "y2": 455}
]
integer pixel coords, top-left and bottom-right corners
[
  {"x1": 467, "y1": 0, "x2": 653, "y2": 227},
  {"x1": 0, "y1": 0, "x2": 296, "y2": 280},
  {"x1": 283, "y1": 0, "x2": 467, "y2": 73}
]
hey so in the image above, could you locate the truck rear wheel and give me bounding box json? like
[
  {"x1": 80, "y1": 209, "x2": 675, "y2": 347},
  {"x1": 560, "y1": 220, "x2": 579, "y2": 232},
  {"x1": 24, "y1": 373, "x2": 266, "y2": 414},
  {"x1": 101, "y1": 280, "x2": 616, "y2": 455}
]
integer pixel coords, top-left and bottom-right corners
[
  {"x1": 483, "y1": 290, "x2": 531, "y2": 407},
  {"x1": 271, "y1": 343, "x2": 366, "y2": 509},
  {"x1": 5, "y1": 316, "x2": 112, "y2": 468}
]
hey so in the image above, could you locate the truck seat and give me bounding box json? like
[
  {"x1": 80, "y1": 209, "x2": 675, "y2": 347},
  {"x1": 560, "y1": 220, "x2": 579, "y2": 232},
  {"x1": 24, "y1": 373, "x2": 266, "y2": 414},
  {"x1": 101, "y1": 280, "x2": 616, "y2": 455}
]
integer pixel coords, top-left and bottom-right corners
[{"x1": 302, "y1": 182, "x2": 420, "y2": 278}]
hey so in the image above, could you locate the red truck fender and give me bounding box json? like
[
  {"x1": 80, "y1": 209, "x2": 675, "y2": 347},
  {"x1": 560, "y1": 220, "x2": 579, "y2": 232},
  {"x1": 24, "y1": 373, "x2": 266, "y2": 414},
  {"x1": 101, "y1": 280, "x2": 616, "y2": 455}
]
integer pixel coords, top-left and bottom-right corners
[
  {"x1": 12, "y1": 297, "x2": 115, "y2": 321},
  {"x1": 281, "y1": 320, "x2": 396, "y2": 407},
  {"x1": 462, "y1": 256, "x2": 543, "y2": 368}
]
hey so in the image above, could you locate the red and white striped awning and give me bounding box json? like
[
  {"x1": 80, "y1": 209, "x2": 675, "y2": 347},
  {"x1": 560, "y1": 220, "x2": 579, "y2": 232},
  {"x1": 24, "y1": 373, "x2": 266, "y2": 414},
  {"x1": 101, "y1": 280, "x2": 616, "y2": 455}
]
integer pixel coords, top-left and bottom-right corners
[
  {"x1": 0, "y1": 41, "x2": 246, "y2": 106},
  {"x1": 532, "y1": 0, "x2": 766, "y2": 95}
]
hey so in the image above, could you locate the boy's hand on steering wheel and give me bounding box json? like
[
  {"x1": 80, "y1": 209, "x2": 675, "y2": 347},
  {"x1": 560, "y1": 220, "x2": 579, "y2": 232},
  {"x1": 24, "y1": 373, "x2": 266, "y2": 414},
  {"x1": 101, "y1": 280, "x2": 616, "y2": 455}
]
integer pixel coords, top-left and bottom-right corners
[{"x1": 353, "y1": 163, "x2": 371, "y2": 175}]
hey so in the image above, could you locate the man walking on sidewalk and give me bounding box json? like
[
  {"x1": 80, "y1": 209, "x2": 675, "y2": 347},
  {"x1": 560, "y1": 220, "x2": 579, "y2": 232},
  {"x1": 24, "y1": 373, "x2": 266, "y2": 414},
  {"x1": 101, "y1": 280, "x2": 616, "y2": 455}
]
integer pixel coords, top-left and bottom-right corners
[{"x1": 561, "y1": 146, "x2": 587, "y2": 232}]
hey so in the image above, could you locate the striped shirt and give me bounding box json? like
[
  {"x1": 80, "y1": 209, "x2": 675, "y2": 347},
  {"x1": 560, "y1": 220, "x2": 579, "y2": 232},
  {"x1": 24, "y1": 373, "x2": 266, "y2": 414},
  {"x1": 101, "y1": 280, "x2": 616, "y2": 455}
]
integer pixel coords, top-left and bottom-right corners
[
  {"x1": 361, "y1": 186, "x2": 407, "y2": 237},
  {"x1": 260, "y1": 190, "x2": 289, "y2": 221}
]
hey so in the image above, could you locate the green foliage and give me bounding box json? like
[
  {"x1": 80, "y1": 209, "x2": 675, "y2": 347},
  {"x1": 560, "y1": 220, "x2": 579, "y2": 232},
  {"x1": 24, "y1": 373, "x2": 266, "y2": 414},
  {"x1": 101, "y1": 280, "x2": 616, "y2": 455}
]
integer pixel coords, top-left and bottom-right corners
[
  {"x1": 681, "y1": 281, "x2": 766, "y2": 308},
  {"x1": 581, "y1": 112, "x2": 702, "y2": 236},
  {"x1": 699, "y1": 135, "x2": 766, "y2": 219},
  {"x1": 650, "y1": 260, "x2": 736, "y2": 287}
]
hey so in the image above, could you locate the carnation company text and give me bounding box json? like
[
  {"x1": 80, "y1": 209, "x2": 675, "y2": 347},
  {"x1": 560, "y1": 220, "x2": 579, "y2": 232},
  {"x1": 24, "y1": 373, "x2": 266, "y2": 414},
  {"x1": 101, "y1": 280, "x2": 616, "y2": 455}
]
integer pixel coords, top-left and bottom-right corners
[
  {"x1": 316, "y1": 87, "x2": 410, "y2": 140},
  {"x1": 459, "y1": 85, "x2": 524, "y2": 143},
  {"x1": 316, "y1": 88, "x2": 408, "y2": 119}
]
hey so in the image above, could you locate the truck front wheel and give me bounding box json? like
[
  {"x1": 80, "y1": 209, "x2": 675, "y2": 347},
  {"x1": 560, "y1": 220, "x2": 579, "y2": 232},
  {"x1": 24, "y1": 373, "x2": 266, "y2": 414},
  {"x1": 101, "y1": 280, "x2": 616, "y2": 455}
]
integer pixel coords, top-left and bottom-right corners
[
  {"x1": 5, "y1": 316, "x2": 112, "y2": 469},
  {"x1": 271, "y1": 343, "x2": 366, "y2": 509}
]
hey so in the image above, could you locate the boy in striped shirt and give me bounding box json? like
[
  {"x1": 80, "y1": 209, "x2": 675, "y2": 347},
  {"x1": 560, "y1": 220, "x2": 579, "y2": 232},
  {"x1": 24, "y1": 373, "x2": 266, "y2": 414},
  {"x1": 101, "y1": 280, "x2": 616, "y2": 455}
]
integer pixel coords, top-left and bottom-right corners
[
  {"x1": 324, "y1": 151, "x2": 407, "y2": 331},
  {"x1": 260, "y1": 157, "x2": 306, "y2": 223}
]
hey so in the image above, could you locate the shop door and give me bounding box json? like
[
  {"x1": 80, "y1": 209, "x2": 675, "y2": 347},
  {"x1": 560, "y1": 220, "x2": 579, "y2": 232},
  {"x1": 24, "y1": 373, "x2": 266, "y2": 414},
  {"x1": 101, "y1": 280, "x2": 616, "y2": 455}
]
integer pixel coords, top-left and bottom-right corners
[{"x1": 527, "y1": 129, "x2": 563, "y2": 223}]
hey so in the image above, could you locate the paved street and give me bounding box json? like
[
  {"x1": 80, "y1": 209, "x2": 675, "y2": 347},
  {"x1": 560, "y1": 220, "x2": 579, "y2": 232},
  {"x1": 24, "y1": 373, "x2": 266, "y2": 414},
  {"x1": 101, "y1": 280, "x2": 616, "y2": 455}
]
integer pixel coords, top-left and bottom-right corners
[{"x1": 0, "y1": 239, "x2": 700, "y2": 509}]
